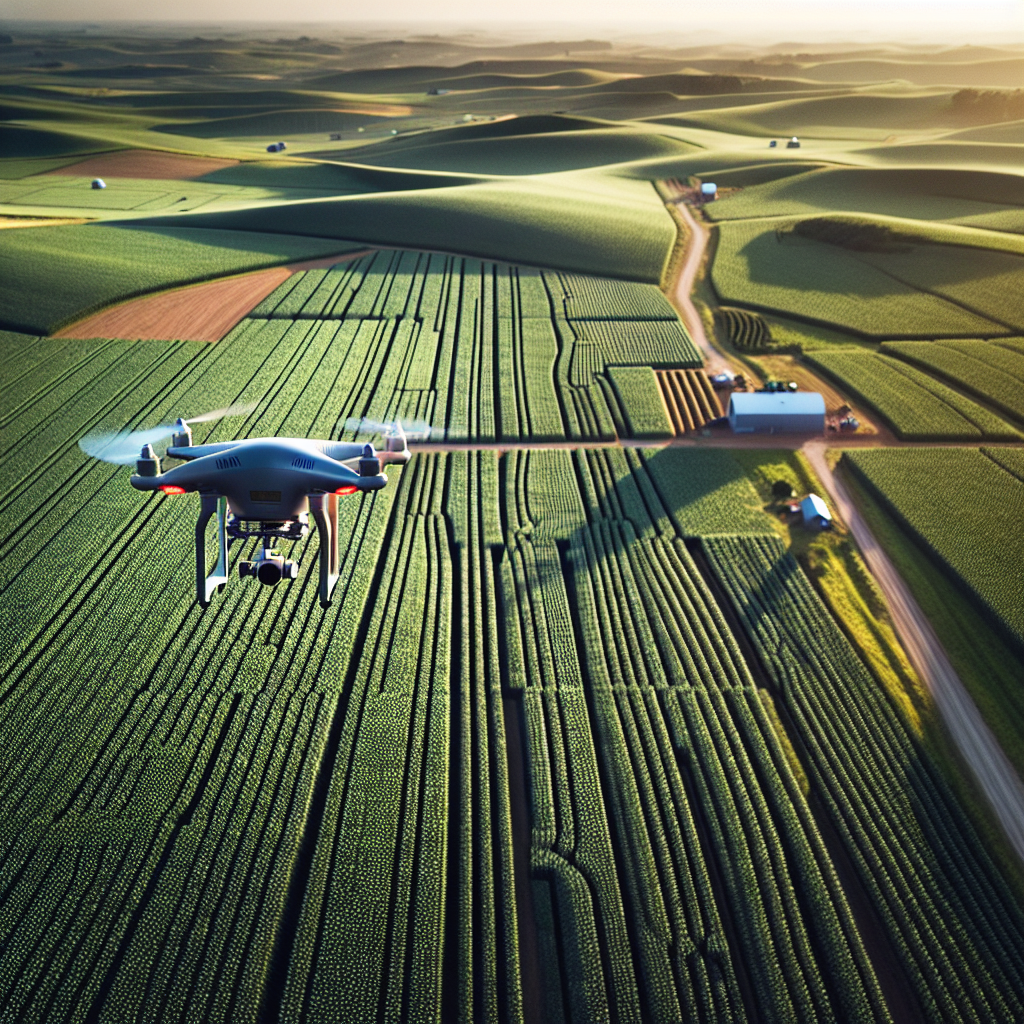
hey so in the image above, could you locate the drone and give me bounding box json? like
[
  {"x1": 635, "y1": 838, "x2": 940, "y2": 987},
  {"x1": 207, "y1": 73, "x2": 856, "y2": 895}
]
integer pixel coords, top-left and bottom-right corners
[{"x1": 80, "y1": 408, "x2": 412, "y2": 609}]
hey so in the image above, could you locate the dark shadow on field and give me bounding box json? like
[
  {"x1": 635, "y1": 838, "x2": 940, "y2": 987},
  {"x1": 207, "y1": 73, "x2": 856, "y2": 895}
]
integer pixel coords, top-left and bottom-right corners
[{"x1": 533, "y1": 444, "x2": 1019, "y2": 1024}]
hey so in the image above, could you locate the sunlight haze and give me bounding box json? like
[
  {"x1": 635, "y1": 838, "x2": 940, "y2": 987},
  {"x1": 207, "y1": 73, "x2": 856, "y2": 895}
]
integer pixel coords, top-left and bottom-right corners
[{"x1": 3, "y1": 0, "x2": 1023, "y2": 43}]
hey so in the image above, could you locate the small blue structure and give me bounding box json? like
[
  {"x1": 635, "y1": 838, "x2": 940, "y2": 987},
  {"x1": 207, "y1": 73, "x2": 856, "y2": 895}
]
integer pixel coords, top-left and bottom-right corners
[
  {"x1": 266, "y1": 142, "x2": 287, "y2": 153},
  {"x1": 700, "y1": 182, "x2": 717, "y2": 200},
  {"x1": 91, "y1": 178, "x2": 106, "y2": 189},
  {"x1": 728, "y1": 392, "x2": 825, "y2": 434},
  {"x1": 800, "y1": 494, "x2": 832, "y2": 529},
  {"x1": 769, "y1": 139, "x2": 777, "y2": 148}
]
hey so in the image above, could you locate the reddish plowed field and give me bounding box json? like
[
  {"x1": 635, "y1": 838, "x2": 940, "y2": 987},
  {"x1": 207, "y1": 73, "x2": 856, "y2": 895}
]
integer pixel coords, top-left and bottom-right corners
[
  {"x1": 54, "y1": 250, "x2": 370, "y2": 342},
  {"x1": 43, "y1": 150, "x2": 239, "y2": 180}
]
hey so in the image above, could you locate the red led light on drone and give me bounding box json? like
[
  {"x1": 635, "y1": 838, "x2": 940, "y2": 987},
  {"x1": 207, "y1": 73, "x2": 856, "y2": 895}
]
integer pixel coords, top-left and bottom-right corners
[
  {"x1": 334, "y1": 485, "x2": 358, "y2": 495},
  {"x1": 159, "y1": 485, "x2": 187, "y2": 495}
]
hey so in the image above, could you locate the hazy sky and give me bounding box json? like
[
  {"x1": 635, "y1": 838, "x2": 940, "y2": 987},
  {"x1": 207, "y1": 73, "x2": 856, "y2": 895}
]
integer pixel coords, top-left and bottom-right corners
[{"x1": 3, "y1": 0, "x2": 1023, "y2": 43}]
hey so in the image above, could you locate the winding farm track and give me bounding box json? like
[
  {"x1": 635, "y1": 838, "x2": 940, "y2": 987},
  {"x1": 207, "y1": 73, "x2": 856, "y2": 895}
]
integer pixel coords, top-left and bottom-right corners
[
  {"x1": 668, "y1": 197, "x2": 732, "y2": 375},
  {"x1": 804, "y1": 442, "x2": 1024, "y2": 863}
]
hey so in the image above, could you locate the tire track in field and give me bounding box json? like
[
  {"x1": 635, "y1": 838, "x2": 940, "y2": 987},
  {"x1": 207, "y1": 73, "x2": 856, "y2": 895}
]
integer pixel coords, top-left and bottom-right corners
[{"x1": 804, "y1": 441, "x2": 1024, "y2": 864}]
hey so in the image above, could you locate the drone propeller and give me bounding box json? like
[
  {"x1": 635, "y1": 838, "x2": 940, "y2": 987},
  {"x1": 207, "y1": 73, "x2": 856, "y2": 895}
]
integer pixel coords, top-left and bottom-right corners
[
  {"x1": 79, "y1": 403, "x2": 255, "y2": 465},
  {"x1": 344, "y1": 417, "x2": 431, "y2": 442}
]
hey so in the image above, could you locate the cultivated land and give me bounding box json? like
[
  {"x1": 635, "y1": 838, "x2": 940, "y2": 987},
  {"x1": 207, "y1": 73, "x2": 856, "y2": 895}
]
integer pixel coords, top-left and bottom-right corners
[{"x1": 1, "y1": 25, "x2": 1022, "y2": 1024}]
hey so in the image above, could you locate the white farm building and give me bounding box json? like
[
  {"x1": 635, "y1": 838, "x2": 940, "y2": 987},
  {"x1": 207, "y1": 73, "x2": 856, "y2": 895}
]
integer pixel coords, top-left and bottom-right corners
[
  {"x1": 728, "y1": 392, "x2": 825, "y2": 434},
  {"x1": 800, "y1": 494, "x2": 832, "y2": 529}
]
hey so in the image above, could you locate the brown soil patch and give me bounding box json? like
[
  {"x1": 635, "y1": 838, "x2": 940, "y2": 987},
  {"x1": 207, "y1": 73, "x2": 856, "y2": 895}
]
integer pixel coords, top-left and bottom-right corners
[
  {"x1": 54, "y1": 250, "x2": 370, "y2": 343},
  {"x1": 43, "y1": 150, "x2": 239, "y2": 181},
  {"x1": 657, "y1": 369, "x2": 721, "y2": 434}
]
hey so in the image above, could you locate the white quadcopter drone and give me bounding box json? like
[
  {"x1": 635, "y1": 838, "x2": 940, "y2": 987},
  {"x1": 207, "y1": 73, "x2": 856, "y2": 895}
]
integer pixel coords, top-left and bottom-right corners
[{"x1": 81, "y1": 408, "x2": 412, "y2": 608}]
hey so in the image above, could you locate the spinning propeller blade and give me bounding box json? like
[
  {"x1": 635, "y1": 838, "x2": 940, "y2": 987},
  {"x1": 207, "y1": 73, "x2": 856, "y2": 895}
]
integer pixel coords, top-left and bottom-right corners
[
  {"x1": 344, "y1": 417, "x2": 431, "y2": 442},
  {"x1": 79, "y1": 403, "x2": 255, "y2": 465}
]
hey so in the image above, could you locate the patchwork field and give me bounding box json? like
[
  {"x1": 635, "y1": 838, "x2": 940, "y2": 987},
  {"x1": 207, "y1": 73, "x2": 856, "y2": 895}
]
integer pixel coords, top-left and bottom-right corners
[
  {"x1": 2, "y1": 326, "x2": 1022, "y2": 1022},
  {"x1": 1, "y1": 25, "x2": 1023, "y2": 1024}
]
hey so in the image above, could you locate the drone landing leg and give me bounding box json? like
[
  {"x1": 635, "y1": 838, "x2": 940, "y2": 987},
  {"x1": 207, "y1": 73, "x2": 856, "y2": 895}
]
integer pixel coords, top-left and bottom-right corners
[
  {"x1": 195, "y1": 494, "x2": 229, "y2": 608},
  {"x1": 309, "y1": 493, "x2": 339, "y2": 608}
]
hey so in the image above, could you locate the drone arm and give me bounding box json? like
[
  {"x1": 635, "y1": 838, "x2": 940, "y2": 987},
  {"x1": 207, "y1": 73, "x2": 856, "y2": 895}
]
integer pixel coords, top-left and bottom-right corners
[
  {"x1": 196, "y1": 494, "x2": 229, "y2": 608},
  {"x1": 308, "y1": 492, "x2": 339, "y2": 608}
]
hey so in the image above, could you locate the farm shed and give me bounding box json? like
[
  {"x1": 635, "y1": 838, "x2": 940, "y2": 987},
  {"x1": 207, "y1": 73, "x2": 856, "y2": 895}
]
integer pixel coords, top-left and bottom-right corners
[
  {"x1": 728, "y1": 391, "x2": 825, "y2": 434},
  {"x1": 800, "y1": 493, "x2": 832, "y2": 529},
  {"x1": 700, "y1": 182, "x2": 717, "y2": 200}
]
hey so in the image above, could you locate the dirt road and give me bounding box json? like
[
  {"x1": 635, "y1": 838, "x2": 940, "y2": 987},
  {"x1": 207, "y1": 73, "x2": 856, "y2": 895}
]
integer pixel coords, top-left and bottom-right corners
[
  {"x1": 669, "y1": 200, "x2": 733, "y2": 376},
  {"x1": 804, "y1": 442, "x2": 1024, "y2": 864}
]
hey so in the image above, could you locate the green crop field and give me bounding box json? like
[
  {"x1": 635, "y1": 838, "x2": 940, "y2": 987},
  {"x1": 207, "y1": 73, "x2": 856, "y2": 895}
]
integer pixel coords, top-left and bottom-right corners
[
  {"x1": 237, "y1": 246, "x2": 700, "y2": 443},
  {"x1": 844, "y1": 448, "x2": 1024, "y2": 652},
  {"x1": 2, "y1": 331, "x2": 1022, "y2": 1020},
  {"x1": 805, "y1": 349, "x2": 1020, "y2": 440},
  {"x1": 606, "y1": 365, "x2": 673, "y2": 439},
  {"x1": 881, "y1": 340, "x2": 1024, "y2": 423},
  {"x1": 712, "y1": 219, "x2": 1012, "y2": 339},
  {"x1": 2, "y1": 26, "x2": 1024, "y2": 1024}
]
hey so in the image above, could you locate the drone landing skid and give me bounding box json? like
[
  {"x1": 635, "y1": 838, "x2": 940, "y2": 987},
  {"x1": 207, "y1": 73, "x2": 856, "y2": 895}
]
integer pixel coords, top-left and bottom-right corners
[
  {"x1": 196, "y1": 494, "x2": 229, "y2": 608},
  {"x1": 308, "y1": 492, "x2": 340, "y2": 608},
  {"x1": 194, "y1": 493, "x2": 338, "y2": 609}
]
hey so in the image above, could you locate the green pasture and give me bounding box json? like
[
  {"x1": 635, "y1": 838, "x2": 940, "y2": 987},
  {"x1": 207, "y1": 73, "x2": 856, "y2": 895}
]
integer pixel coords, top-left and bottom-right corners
[
  {"x1": 663, "y1": 90, "x2": 977, "y2": 137},
  {"x1": 705, "y1": 165, "x2": 1024, "y2": 224},
  {"x1": 338, "y1": 126, "x2": 698, "y2": 175},
  {"x1": 796, "y1": 56, "x2": 1024, "y2": 88},
  {"x1": 711, "y1": 219, "x2": 1006, "y2": 338},
  {"x1": 130, "y1": 172, "x2": 676, "y2": 282}
]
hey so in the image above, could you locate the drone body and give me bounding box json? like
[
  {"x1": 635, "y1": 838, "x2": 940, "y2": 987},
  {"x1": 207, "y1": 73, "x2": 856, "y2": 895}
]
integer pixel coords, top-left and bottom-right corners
[{"x1": 120, "y1": 421, "x2": 411, "y2": 608}]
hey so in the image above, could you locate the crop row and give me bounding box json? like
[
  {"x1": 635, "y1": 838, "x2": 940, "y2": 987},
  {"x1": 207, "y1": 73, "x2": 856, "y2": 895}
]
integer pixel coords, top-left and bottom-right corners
[
  {"x1": 569, "y1": 448, "x2": 889, "y2": 1022},
  {"x1": 714, "y1": 306, "x2": 772, "y2": 350},
  {"x1": 703, "y1": 532, "x2": 1024, "y2": 1023},
  {"x1": 4, "y1": 316, "x2": 1024, "y2": 1024},
  {"x1": 572, "y1": 319, "x2": 703, "y2": 369},
  {"x1": 546, "y1": 271, "x2": 680, "y2": 321},
  {"x1": 606, "y1": 365, "x2": 674, "y2": 440},
  {"x1": 0, "y1": 315, "x2": 406, "y2": 1022},
  {"x1": 248, "y1": 247, "x2": 701, "y2": 444},
  {"x1": 843, "y1": 447, "x2": 1024, "y2": 652},
  {"x1": 854, "y1": 243, "x2": 1024, "y2": 332},
  {"x1": 805, "y1": 349, "x2": 1020, "y2": 440},
  {"x1": 982, "y1": 445, "x2": 1024, "y2": 483},
  {"x1": 880, "y1": 340, "x2": 1024, "y2": 424}
]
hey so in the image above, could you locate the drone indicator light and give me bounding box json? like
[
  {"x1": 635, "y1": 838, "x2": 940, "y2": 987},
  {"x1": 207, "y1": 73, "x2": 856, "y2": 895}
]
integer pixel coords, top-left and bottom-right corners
[
  {"x1": 334, "y1": 485, "x2": 358, "y2": 495},
  {"x1": 159, "y1": 485, "x2": 187, "y2": 495}
]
